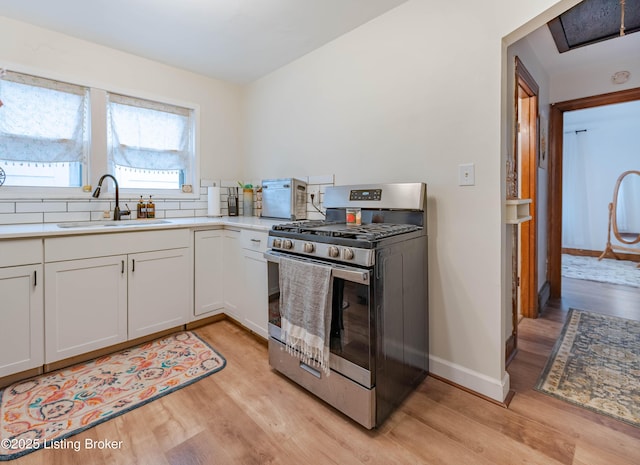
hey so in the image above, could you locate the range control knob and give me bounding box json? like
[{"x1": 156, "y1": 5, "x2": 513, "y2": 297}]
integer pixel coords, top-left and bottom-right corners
[
  {"x1": 328, "y1": 246, "x2": 340, "y2": 258},
  {"x1": 303, "y1": 242, "x2": 315, "y2": 253},
  {"x1": 273, "y1": 239, "x2": 282, "y2": 248},
  {"x1": 283, "y1": 239, "x2": 294, "y2": 250},
  {"x1": 343, "y1": 248, "x2": 355, "y2": 260}
]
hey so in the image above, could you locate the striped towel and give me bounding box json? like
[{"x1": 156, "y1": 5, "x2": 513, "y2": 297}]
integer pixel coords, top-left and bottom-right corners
[{"x1": 278, "y1": 256, "x2": 333, "y2": 375}]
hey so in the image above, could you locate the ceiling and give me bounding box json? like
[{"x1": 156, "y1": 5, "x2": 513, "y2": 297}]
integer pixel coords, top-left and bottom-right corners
[
  {"x1": 524, "y1": 21, "x2": 640, "y2": 78},
  {"x1": 0, "y1": 0, "x2": 408, "y2": 83},
  {"x1": 1, "y1": 0, "x2": 639, "y2": 85}
]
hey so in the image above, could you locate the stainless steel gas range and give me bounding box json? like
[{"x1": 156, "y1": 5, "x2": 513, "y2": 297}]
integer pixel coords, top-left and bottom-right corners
[{"x1": 264, "y1": 182, "x2": 428, "y2": 429}]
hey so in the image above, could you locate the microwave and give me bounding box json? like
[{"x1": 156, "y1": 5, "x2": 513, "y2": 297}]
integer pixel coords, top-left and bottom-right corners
[{"x1": 261, "y1": 178, "x2": 307, "y2": 220}]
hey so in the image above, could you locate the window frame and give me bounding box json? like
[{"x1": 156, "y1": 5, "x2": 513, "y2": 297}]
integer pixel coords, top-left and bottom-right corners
[{"x1": 0, "y1": 68, "x2": 200, "y2": 200}]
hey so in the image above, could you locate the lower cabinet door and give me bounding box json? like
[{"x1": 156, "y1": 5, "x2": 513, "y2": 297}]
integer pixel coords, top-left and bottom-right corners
[
  {"x1": 128, "y1": 248, "x2": 190, "y2": 339},
  {"x1": 0, "y1": 264, "x2": 43, "y2": 377},
  {"x1": 194, "y1": 230, "x2": 224, "y2": 317},
  {"x1": 44, "y1": 256, "x2": 128, "y2": 364},
  {"x1": 242, "y1": 249, "x2": 268, "y2": 339}
]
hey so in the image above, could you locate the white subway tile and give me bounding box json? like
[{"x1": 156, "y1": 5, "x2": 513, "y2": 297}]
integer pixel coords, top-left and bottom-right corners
[
  {"x1": 194, "y1": 208, "x2": 208, "y2": 217},
  {"x1": 16, "y1": 201, "x2": 67, "y2": 213},
  {"x1": 182, "y1": 201, "x2": 207, "y2": 210},
  {"x1": 0, "y1": 203, "x2": 15, "y2": 213},
  {"x1": 165, "y1": 209, "x2": 194, "y2": 218},
  {"x1": 91, "y1": 211, "x2": 110, "y2": 221},
  {"x1": 0, "y1": 212, "x2": 43, "y2": 225},
  {"x1": 44, "y1": 212, "x2": 91, "y2": 223},
  {"x1": 154, "y1": 201, "x2": 179, "y2": 210},
  {"x1": 67, "y1": 201, "x2": 111, "y2": 212}
]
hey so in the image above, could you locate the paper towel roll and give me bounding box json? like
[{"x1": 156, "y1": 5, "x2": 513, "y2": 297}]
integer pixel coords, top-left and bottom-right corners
[{"x1": 207, "y1": 186, "x2": 221, "y2": 217}]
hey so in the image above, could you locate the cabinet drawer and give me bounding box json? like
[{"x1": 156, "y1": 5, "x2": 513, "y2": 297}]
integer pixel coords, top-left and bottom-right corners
[
  {"x1": 45, "y1": 229, "x2": 190, "y2": 262},
  {"x1": 0, "y1": 239, "x2": 42, "y2": 267},
  {"x1": 240, "y1": 229, "x2": 268, "y2": 253}
]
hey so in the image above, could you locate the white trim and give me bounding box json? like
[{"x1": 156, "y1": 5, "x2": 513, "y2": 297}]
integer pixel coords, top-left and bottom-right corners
[{"x1": 429, "y1": 354, "x2": 511, "y2": 402}]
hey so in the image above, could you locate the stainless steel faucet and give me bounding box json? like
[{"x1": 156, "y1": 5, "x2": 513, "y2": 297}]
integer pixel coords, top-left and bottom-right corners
[{"x1": 92, "y1": 174, "x2": 131, "y2": 220}]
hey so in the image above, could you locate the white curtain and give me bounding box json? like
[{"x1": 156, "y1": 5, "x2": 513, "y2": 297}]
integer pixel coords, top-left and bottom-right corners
[
  {"x1": 107, "y1": 93, "x2": 191, "y2": 171},
  {"x1": 562, "y1": 131, "x2": 592, "y2": 248},
  {"x1": 0, "y1": 71, "x2": 88, "y2": 163}
]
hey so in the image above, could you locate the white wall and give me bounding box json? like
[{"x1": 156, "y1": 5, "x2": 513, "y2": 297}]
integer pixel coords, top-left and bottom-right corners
[
  {"x1": 244, "y1": 0, "x2": 569, "y2": 401},
  {"x1": 0, "y1": 16, "x2": 244, "y2": 185}
]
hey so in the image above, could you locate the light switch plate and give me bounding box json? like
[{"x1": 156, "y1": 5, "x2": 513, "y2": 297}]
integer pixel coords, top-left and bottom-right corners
[{"x1": 459, "y1": 163, "x2": 475, "y2": 186}]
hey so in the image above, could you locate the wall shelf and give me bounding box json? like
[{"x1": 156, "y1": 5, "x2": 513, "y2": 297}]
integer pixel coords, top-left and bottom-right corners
[{"x1": 505, "y1": 198, "x2": 532, "y2": 224}]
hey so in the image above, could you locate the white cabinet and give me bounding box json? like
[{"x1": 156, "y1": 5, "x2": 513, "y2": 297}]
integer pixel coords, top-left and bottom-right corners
[
  {"x1": 44, "y1": 255, "x2": 128, "y2": 363},
  {"x1": 220, "y1": 228, "x2": 269, "y2": 339},
  {"x1": 222, "y1": 229, "x2": 243, "y2": 321},
  {"x1": 0, "y1": 239, "x2": 43, "y2": 377},
  {"x1": 44, "y1": 229, "x2": 190, "y2": 363},
  {"x1": 194, "y1": 229, "x2": 224, "y2": 318},
  {"x1": 128, "y1": 248, "x2": 190, "y2": 339},
  {"x1": 240, "y1": 230, "x2": 269, "y2": 339}
]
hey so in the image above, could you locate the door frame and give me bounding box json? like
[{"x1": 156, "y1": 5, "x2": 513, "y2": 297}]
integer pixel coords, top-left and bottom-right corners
[
  {"x1": 507, "y1": 57, "x2": 539, "y2": 365},
  {"x1": 548, "y1": 86, "x2": 640, "y2": 298},
  {"x1": 515, "y1": 58, "x2": 539, "y2": 320}
]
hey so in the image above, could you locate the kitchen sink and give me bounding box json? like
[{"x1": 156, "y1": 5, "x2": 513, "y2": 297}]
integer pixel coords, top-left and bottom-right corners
[{"x1": 56, "y1": 219, "x2": 171, "y2": 228}]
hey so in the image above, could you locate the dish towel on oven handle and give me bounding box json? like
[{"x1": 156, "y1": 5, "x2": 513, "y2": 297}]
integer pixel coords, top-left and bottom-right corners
[{"x1": 278, "y1": 256, "x2": 333, "y2": 376}]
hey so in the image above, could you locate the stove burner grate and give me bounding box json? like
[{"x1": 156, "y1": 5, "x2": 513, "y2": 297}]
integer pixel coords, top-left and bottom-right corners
[{"x1": 272, "y1": 221, "x2": 420, "y2": 241}]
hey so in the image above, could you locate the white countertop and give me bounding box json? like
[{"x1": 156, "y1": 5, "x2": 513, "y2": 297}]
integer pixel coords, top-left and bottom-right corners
[{"x1": 0, "y1": 216, "x2": 286, "y2": 240}]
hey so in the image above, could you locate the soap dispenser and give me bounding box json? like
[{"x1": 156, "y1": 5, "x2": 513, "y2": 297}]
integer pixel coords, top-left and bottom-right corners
[
  {"x1": 146, "y1": 196, "x2": 155, "y2": 218},
  {"x1": 137, "y1": 196, "x2": 147, "y2": 219}
]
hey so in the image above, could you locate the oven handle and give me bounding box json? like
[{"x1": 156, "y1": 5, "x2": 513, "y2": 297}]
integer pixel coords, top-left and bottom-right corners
[{"x1": 264, "y1": 250, "x2": 370, "y2": 284}]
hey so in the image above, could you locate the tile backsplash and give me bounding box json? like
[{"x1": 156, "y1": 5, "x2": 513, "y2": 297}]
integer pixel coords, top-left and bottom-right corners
[{"x1": 0, "y1": 175, "x2": 335, "y2": 225}]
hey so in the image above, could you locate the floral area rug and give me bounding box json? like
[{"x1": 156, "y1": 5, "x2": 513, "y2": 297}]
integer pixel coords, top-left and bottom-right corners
[
  {"x1": 561, "y1": 254, "x2": 640, "y2": 287},
  {"x1": 0, "y1": 331, "x2": 225, "y2": 461},
  {"x1": 535, "y1": 309, "x2": 640, "y2": 427}
]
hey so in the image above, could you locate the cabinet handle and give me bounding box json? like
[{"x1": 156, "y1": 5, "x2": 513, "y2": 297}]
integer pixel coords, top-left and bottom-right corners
[
  {"x1": 34, "y1": 270, "x2": 37, "y2": 287},
  {"x1": 121, "y1": 260, "x2": 125, "y2": 274},
  {"x1": 251, "y1": 238, "x2": 261, "y2": 243},
  {"x1": 132, "y1": 259, "x2": 135, "y2": 272}
]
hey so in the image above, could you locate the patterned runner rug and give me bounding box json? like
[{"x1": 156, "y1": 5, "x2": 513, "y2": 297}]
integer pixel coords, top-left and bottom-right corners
[
  {"x1": 0, "y1": 331, "x2": 225, "y2": 461},
  {"x1": 535, "y1": 309, "x2": 640, "y2": 427},
  {"x1": 562, "y1": 254, "x2": 640, "y2": 287}
]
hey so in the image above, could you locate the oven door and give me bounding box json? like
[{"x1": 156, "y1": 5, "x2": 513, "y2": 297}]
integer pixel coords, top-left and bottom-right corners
[{"x1": 264, "y1": 249, "x2": 373, "y2": 388}]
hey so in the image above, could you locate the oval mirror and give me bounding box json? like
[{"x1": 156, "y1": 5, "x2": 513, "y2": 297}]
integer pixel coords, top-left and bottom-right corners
[{"x1": 612, "y1": 170, "x2": 640, "y2": 245}]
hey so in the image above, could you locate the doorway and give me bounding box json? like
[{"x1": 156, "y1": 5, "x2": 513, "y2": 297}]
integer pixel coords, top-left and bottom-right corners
[{"x1": 547, "y1": 87, "x2": 640, "y2": 298}]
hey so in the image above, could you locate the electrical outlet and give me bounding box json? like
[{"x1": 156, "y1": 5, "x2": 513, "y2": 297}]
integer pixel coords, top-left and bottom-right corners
[
  {"x1": 458, "y1": 163, "x2": 475, "y2": 186},
  {"x1": 308, "y1": 185, "x2": 319, "y2": 201}
]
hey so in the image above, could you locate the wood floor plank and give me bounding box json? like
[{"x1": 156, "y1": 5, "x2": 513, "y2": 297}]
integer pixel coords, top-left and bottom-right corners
[
  {"x1": 402, "y1": 388, "x2": 570, "y2": 465},
  {"x1": 416, "y1": 379, "x2": 576, "y2": 465}
]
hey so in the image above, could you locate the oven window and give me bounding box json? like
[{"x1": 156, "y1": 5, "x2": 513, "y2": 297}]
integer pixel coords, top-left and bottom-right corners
[
  {"x1": 267, "y1": 261, "x2": 372, "y2": 371},
  {"x1": 330, "y1": 279, "x2": 371, "y2": 371}
]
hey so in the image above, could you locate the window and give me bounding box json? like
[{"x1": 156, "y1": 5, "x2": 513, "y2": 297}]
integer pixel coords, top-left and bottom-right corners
[
  {"x1": 0, "y1": 71, "x2": 88, "y2": 187},
  {"x1": 107, "y1": 93, "x2": 194, "y2": 190}
]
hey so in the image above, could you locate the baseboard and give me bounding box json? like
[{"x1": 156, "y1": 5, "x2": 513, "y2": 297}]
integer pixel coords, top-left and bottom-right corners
[
  {"x1": 429, "y1": 354, "x2": 510, "y2": 403},
  {"x1": 538, "y1": 280, "x2": 551, "y2": 312}
]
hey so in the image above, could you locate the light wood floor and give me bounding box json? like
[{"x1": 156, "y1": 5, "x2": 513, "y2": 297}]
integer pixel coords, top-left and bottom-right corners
[{"x1": 11, "y1": 277, "x2": 640, "y2": 464}]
